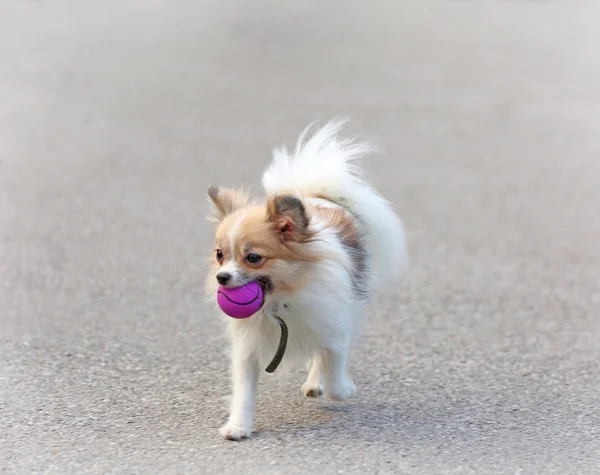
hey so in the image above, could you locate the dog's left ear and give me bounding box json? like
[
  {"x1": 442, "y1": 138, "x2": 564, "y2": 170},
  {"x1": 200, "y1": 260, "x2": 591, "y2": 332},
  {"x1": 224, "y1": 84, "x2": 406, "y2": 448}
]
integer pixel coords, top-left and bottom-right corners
[
  {"x1": 266, "y1": 195, "x2": 309, "y2": 241},
  {"x1": 207, "y1": 185, "x2": 249, "y2": 221}
]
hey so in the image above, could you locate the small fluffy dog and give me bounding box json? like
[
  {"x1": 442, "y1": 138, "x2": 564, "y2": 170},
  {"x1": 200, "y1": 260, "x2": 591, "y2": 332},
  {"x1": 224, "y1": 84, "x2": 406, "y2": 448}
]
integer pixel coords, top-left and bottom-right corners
[{"x1": 206, "y1": 120, "x2": 407, "y2": 440}]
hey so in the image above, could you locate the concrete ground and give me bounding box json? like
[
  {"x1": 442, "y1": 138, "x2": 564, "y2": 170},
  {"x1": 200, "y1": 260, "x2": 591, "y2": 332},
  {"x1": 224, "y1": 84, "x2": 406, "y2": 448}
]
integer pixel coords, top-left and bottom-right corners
[{"x1": 1, "y1": 1, "x2": 599, "y2": 473}]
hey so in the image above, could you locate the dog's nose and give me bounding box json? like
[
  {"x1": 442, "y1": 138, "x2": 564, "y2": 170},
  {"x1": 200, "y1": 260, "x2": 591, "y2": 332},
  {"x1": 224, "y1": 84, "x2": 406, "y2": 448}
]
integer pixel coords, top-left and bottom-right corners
[{"x1": 217, "y1": 272, "x2": 232, "y2": 285}]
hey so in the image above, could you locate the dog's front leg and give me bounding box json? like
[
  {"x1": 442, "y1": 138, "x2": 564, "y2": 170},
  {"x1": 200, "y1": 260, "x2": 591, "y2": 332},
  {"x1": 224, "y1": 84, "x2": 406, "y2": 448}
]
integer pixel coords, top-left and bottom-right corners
[{"x1": 219, "y1": 344, "x2": 259, "y2": 441}]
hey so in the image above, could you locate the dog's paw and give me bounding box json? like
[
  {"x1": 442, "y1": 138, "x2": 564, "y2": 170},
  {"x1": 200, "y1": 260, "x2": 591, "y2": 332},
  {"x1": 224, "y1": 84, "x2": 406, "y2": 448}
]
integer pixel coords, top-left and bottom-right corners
[
  {"x1": 219, "y1": 423, "x2": 252, "y2": 441},
  {"x1": 301, "y1": 381, "x2": 324, "y2": 398},
  {"x1": 327, "y1": 379, "x2": 356, "y2": 401}
]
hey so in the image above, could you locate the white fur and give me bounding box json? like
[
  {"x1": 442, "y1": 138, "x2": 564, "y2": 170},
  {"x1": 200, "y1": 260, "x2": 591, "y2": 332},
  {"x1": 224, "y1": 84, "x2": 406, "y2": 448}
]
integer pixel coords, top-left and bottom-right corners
[{"x1": 215, "y1": 120, "x2": 408, "y2": 440}]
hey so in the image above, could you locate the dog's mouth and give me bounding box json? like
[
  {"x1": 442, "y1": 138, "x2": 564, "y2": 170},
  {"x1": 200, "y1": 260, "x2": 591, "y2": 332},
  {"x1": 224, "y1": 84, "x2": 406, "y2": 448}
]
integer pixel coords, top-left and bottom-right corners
[{"x1": 255, "y1": 276, "x2": 274, "y2": 293}]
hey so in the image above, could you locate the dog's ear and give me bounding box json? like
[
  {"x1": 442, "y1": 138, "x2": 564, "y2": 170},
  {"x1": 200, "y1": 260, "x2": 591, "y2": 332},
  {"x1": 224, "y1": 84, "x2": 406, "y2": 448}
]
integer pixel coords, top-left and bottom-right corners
[
  {"x1": 266, "y1": 195, "x2": 309, "y2": 241},
  {"x1": 207, "y1": 185, "x2": 249, "y2": 221}
]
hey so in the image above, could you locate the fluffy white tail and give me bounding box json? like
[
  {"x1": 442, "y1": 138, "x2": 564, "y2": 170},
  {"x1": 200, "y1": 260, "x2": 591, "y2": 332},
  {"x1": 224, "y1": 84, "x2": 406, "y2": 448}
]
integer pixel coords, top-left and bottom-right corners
[{"x1": 262, "y1": 119, "x2": 408, "y2": 290}]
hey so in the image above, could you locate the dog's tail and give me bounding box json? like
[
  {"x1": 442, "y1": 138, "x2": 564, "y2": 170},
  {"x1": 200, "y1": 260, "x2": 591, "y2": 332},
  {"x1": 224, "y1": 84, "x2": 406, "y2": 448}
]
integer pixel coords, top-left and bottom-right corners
[{"x1": 261, "y1": 119, "x2": 408, "y2": 290}]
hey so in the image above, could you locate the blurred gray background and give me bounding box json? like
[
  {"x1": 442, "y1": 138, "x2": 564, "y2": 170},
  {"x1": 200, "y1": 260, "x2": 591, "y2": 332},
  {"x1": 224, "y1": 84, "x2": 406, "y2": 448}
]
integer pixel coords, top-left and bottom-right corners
[{"x1": 1, "y1": 1, "x2": 599, "y2": 474}]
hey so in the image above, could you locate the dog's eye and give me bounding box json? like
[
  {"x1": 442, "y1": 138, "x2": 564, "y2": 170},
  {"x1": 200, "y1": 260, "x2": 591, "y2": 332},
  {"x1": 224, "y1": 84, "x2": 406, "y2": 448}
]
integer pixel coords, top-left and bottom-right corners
[
  {"x1": 246, "y1": 253, "x2": 263, "y2": 265},
  {"x1": 216, "y1": 249, "x2": 224, "y2": 261}
]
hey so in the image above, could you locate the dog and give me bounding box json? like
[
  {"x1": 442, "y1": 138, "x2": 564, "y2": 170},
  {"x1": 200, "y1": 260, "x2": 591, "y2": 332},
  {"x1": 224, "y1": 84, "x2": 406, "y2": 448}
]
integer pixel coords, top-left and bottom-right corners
[{"x1": 205, "y1": 120, "x2": 408, "y2": 440}]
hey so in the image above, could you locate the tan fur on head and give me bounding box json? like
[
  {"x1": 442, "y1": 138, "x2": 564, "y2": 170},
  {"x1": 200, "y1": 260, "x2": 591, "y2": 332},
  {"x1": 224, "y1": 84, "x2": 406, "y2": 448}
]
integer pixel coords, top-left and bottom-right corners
[
  {"x1": 207, "y1": 185, "x2": 251, "y2": 222},
  {"x1": 214, "y1": 203, "x2": 318, "y2": 267},
  {"x1": 206, "y1": 194, "x2": 323, "y2": 298}
]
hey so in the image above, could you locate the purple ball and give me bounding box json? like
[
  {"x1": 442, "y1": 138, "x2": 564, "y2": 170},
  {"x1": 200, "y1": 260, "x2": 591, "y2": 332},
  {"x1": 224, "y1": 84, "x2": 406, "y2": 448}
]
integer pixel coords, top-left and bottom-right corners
[{"x1": 217, "y1": 281, "x2": 264, "y2": 319}]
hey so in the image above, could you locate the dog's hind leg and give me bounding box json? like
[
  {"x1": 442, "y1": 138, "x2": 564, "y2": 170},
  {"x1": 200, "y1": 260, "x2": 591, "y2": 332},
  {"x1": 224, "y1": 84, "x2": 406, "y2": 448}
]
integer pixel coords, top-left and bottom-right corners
[
  {"x1": 322, "y1": 344, "x2": 356, "y2": 401},
  {"x1": 301, "y1": 354, "x2": 324, "y2": 398}
]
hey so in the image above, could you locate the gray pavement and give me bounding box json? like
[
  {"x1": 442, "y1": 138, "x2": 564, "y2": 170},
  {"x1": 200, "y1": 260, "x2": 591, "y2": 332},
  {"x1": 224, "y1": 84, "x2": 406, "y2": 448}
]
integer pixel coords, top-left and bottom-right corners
[{"x1": 1, "y1": 1, "x2": 599, "y2": 473}]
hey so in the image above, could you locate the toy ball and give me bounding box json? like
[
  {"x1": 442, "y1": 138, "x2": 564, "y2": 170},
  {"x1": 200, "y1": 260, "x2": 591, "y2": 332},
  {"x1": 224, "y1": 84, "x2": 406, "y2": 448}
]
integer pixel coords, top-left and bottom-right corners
[{"x1": 217, "y1": 281, "x2": 264, "y2": 319}]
